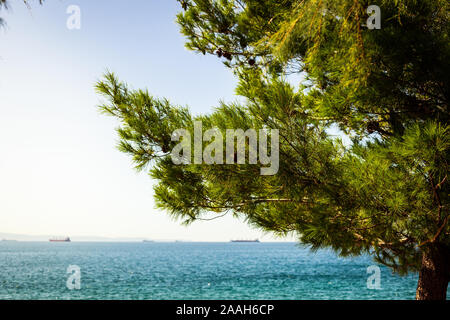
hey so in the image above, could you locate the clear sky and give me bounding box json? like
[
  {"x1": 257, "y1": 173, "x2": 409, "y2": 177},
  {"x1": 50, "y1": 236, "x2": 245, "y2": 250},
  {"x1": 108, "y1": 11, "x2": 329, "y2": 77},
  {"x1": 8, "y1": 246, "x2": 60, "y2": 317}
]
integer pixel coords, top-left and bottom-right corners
[{"x1": 0, "y1": 0, "x2": 295, "y2": 241}]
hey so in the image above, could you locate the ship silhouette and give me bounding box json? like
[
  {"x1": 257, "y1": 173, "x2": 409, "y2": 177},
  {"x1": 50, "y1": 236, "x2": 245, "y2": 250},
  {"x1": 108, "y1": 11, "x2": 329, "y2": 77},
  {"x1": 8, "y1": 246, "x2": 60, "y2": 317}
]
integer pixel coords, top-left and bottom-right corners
[{"x1": 49, "y1": 237, "x2": 71, "y2": 242}]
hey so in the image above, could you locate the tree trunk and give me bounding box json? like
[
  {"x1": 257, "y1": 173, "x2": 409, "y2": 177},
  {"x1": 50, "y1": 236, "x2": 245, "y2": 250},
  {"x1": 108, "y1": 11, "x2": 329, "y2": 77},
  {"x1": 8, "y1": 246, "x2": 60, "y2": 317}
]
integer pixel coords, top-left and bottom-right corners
[{"x1": 415, "y1": 244, "x2": 450, "y2": 300}]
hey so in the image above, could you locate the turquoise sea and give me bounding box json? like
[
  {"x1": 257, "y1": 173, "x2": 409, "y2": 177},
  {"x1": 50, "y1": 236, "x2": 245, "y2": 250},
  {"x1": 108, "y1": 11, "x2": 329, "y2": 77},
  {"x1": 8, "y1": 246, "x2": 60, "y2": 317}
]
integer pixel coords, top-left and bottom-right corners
[{"x1": 0, "y1": 242, "x2": 446, "y2": 300}]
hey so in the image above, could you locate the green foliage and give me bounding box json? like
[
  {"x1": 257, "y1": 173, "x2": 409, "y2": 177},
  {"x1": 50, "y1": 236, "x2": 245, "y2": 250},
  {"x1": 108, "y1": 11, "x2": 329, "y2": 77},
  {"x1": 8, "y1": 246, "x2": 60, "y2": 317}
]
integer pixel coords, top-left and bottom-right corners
[
  {"x1": 177, "y1": 0, "x2": 449, "y2": 136},
  {"x1": 97, "y1": 0, "x2": 449, "y2": 276}
]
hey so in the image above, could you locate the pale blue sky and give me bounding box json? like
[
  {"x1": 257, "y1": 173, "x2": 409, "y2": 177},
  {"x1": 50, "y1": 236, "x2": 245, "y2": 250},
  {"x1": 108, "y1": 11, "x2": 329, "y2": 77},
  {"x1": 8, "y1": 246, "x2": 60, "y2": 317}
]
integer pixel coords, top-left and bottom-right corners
[{"x1": 0, "y1": 0, "x2": 296, "y2": 241}]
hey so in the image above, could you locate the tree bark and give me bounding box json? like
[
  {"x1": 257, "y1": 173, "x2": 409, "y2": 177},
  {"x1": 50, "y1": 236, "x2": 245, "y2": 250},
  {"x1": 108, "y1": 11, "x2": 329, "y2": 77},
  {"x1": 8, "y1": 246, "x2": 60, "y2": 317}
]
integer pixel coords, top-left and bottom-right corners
[{"x1": 415, "y1": 244, "x2": 450, "y2": 300}]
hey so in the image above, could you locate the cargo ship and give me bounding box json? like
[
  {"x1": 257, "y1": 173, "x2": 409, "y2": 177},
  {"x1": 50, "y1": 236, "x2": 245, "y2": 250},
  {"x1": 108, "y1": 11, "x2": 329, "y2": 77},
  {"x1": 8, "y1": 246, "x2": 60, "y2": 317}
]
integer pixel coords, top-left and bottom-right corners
[
  {"x1": 49, "y1": 237, "x2": 71, "y2": 242},
  {"x1": 230, "y1": 239, "x2": 260, "y2": 243}
]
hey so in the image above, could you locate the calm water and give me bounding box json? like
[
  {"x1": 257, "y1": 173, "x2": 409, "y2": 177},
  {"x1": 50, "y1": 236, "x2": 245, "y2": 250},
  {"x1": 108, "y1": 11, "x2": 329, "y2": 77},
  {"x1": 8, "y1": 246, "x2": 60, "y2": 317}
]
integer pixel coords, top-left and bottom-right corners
[{"x1": 0, "y1": 242, "x2": 443, "y2": 300}]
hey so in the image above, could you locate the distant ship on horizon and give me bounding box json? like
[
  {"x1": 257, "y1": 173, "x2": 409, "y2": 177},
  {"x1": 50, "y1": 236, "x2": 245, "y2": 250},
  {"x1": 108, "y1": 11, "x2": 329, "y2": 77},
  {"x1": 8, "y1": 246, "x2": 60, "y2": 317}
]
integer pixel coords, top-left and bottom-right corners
[
  {"x1": 49, "y1": 237, "x2": 71, "y2": 242},
  {"x1": 230, "y1": 239, "x2": 260, "y2": 243}
]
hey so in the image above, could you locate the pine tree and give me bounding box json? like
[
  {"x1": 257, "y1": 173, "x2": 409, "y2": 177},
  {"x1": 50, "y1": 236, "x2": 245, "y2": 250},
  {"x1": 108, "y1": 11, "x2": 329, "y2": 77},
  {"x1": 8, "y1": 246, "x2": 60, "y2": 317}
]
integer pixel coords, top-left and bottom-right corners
[{"x1": 97, "y1": 0, "x2": 449, "y2": 300}]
